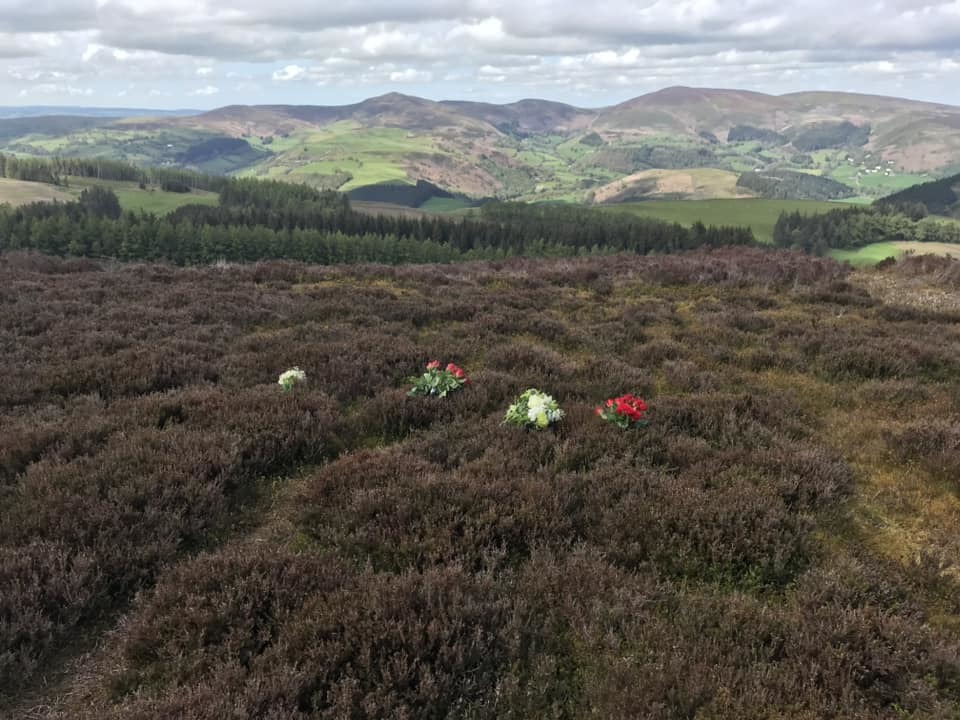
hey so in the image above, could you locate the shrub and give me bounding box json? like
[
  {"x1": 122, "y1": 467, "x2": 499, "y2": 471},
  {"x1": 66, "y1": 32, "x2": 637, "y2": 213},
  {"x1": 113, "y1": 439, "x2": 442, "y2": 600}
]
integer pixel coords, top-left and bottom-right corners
[{"x1": 2, "y1": 250, "x2": 959, "y2": 717}]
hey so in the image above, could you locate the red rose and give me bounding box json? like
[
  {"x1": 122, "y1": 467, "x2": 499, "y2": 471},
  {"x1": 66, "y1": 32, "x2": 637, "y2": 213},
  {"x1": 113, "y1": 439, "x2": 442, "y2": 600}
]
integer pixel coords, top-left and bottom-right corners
[{"x1": 426, "y1": 360, "x2": 441, "y2": 370}]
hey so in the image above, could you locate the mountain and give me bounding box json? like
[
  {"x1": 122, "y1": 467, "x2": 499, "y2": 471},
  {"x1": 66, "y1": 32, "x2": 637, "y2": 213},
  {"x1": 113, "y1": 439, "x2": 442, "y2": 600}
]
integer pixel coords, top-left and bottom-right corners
[
  {"x1": 439, "y1": 98, "x2": 596, "y2": 134},
  {"x1": 0, "y1": 106, "x2": 201, "y2": 119},
  {"x1": 595, "y1": 86, "x2": 788, "y2": 135},
  {"x1": 3, "y1": 87, "x2": 960, "y2": 203}
]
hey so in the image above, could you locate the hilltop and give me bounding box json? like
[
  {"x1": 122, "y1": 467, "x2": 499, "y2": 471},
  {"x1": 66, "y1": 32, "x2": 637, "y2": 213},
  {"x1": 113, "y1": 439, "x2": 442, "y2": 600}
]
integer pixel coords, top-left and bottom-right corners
[
  {"x1": 3, "y1": 249, "x2": 960, "y2": 717},
  {"x1": 3, "y1": 87, "x2": 960, "y2": 203}
]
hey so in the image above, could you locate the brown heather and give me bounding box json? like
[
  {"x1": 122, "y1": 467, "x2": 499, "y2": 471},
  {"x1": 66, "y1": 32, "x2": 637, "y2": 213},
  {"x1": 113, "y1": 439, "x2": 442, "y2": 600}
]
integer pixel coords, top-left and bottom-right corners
[{"x1": 1, "y1": 248, "x2": 959, "y2": 718}]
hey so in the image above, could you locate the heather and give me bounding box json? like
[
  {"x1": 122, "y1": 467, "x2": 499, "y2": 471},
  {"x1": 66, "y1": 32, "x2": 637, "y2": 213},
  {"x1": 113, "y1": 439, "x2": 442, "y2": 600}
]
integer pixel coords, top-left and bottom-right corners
[{"x1": 1, "y1": 247, "x2": 959, "y2": 718}]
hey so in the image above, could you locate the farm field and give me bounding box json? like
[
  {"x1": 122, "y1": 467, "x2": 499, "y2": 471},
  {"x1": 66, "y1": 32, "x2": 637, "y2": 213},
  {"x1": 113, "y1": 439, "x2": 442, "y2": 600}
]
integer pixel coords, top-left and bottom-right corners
[
  {"x1": 237, "y1": 123, "x2": 439, "y2": 191},
  {"x1": 0, "y1": 177, "x2": 73, "y2": 205},
  {"x1": 0, "y1": 176, "x2": 219, "y2": 214},
  {"x1": 109, "y1": 185, "x2": 219, "y2": 214},
  {"x1": 604, "y1": 198, "x2": 850, "y2": 242},
  {"x1": 2, "y1": 248, "x2": 959, "y2": 718},
  {"x1": 591, "y1": 168, "x2": 752, "y2": 203},
  {"x1": 66, "y1": 177, "x2": 219, "y2": 214}
]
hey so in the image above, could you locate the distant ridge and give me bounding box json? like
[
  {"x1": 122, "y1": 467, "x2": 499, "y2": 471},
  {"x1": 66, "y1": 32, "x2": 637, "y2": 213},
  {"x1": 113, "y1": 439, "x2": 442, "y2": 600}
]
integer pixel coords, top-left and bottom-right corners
[
  {"x1": 0, "y1": 106, "x2": 202, "y2": 119},
  {"x1": 4, "y1": 86, "x2": 960, "y2": 201}
]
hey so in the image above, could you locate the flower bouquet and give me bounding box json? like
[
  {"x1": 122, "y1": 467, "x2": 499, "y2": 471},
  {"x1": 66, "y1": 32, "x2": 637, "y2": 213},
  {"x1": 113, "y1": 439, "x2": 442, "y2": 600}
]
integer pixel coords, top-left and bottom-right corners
[
  {"x1": 408, "y1": 360, "x2": 469, "y2": 398},
  {"x1": 278, "y1": 367, "x2": 307, "y2": 392},
  {"x1": 596, "y1": 393, "x2": 648, "y2": 429},
  {"x1": 505, "y1": 388, "x2": 563, "y2": 429}
]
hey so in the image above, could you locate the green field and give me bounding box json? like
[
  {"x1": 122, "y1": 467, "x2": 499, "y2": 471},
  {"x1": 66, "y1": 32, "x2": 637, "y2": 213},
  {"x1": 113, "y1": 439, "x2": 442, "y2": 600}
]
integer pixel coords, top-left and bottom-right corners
[
  {"x1": 419, "y1": 197, "x2": 475, "y2": 213},
  {"x1": 829, "y1": 243, "x2": 902, "y2": 266},
  {"x1": 604, "y1": 199, "x2": 850, "y2": 242},
  {"x1": 0, "y1": 176, "x2": 218, "y2": 214},
  {"x1": 830, "y1": 240, "x2": 960, "y2": 266},
  {"x1": 240, "y1": 123, "x2": 437, "y2": 191},
  {"x1": 67, "y1": 178, "x2": 219, "y2": 214},
  {"x1": 112, "y1": 186, "x2": 218, "y2": 214}
]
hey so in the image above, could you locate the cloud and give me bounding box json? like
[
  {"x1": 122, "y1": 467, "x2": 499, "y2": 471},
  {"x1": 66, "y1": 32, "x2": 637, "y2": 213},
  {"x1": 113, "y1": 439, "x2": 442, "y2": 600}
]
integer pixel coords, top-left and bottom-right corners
[
  {"x1": 852, "y1": 60, "x2": 900, "y2": 74},
  {"x1": 388, "y1": 68, "x2": 431, "y2": 82},
  {"x1": 0, "y1": 0, "x2": 96, "y2": 33},
  {"x1": 272, "y1": 64, "x2": 305, "y2": 81},
  {"x1": 189, "y1": 85, "x2": 219, "y2": 95},
  {"x1": 18, "y1": 82, "x2": 92, "y2": 96},
  {"x1": 1, "y1": 0, "x2": 960, "y2": 106}
]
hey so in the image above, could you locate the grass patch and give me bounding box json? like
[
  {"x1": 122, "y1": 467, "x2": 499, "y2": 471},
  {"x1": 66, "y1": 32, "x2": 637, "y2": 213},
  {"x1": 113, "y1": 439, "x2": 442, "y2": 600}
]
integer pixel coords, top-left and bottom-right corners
[
  {"x1": 0, "y1": 177, "x2": 73, "y2": 206},
  {"x1": 829, "y1": 243, "x2": 902, "y2": 266},
  {"x1": 830, "y1": 241, "x2": 960, "y2": 266},
  {"x1": 604, "y1": 198, "x2": 850, "y2": 242},
  {"x1": 66, "y1": 178, "x2": 219, "y2": 214},
  {"x1": 419, "y1": 196, "x2": 475, "y2": 212}
]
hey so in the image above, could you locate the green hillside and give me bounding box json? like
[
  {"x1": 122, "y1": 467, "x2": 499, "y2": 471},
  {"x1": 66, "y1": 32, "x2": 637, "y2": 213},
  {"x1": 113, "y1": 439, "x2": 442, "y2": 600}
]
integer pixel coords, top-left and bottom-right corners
[
  {"x1": 876, "y1": 171, "x2": 960, "y2": 216},
  {"x1": 1, "y1": 88, "x2": 958, "y2": 203}
]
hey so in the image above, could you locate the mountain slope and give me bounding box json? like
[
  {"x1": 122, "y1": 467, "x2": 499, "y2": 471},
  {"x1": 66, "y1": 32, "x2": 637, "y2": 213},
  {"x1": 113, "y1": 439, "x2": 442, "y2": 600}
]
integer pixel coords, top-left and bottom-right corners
[
  {"x1": 596, "y1": 86, "x2": 788, "y2": 136},
  {"x1": 876, "y1": 171, "x2": 960, "y2": 215},
  {"x1": 440, "y1": 98, "x2": 596, "y2": 134},
  {"x1": 3, "y1": 87, "x2": 960, "y2": 201}
]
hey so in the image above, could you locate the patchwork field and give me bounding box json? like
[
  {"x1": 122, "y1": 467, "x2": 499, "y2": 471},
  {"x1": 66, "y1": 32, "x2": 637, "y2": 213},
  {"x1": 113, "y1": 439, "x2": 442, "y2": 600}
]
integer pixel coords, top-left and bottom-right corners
[
  {"x1": 237, "y1": 123, "x2": 441, "y2": 191},
  {"x1": 2, "y1": 248, "x2": 959, "y2": 718},
  {"x1": 4, "y1": 88, "x2": 956, "y2": 202}
]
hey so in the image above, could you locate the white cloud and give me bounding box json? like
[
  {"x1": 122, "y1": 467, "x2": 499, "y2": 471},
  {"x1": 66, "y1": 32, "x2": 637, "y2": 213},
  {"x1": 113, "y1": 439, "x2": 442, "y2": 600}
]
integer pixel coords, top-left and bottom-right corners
[
  {"x1": 388, "y1": 68, "x2": 431, "y2": 82},
  {"x1": 189, "y1": 84, "x2": 219, "y2": 95},
  {"x1": 853, "y1": 60, "x2": 899, "y2": 74},
  {"x1": 19, "y1": 82, "x2": 92, "y2": 96},
  {"x1": 272, "y1": 64, "x2": 305, "y2": 81}
]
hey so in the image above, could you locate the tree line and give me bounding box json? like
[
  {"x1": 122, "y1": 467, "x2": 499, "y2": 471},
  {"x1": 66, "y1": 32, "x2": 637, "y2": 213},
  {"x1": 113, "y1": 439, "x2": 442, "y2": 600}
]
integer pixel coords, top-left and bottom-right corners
[
  {"x1": 737, "y1": 170, "x2": 855, "y2": 201},
  {"x1": 0, "y1": 153, "x2": 230, "y2": 193},
  {"x1": 875, "y1": 171, "x2": 960, "y2": 217},
  {"x1": 0, "y1": 187, "x2": 755, "y2": 267},
  {"x1": 773, "y1": 205, "x2": 960, "y2": 255}
]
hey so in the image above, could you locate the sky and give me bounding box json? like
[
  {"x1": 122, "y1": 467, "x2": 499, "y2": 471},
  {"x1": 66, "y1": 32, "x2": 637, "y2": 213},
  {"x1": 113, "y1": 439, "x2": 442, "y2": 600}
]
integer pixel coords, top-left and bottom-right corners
[{"x1": 2, "y1": 0, "x2": 960, "y2": 109}]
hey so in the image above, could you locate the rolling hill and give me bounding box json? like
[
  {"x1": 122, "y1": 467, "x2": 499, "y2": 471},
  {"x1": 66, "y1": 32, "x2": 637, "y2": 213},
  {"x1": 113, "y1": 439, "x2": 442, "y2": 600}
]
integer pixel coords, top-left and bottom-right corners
[
  {"x1": 4, "y1": 87, "x2": 960, "y2": 202},
  {"x1": 876, "y1": 170, "x2": 960, "y2": 216}
]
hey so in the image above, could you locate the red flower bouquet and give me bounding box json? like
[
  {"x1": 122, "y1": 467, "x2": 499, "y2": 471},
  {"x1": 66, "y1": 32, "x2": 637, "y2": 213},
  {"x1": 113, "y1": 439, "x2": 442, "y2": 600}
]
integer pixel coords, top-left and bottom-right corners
[
  {"x1": 596, "y1": 393, "x2": 649, "y2": 429},
  {"x1": 408, "y1": 360, "x2": 469, "y2": 398}
]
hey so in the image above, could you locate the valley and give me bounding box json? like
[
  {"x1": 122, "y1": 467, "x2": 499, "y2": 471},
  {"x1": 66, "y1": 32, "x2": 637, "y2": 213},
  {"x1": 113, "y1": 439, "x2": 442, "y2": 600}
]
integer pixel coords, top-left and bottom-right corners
[{"x1": 2, "y1": 87, "x2": 957, "y2": 208}]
